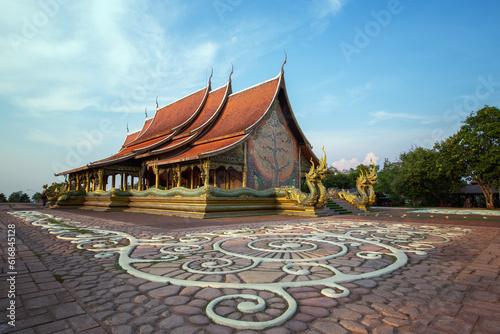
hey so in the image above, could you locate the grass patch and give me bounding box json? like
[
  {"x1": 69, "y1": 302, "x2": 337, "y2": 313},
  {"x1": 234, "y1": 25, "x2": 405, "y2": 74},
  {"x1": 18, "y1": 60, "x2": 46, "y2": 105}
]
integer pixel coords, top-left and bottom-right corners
[{"x1": 113, "y1": 262, "x2": 126, "y2": 272}]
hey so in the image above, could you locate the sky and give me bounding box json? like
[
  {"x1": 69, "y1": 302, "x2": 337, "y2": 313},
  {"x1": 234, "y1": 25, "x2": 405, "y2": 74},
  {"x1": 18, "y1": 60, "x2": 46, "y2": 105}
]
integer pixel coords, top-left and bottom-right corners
[{"x1": 1, "y1": 0, "x2": 500, "y2": 197}]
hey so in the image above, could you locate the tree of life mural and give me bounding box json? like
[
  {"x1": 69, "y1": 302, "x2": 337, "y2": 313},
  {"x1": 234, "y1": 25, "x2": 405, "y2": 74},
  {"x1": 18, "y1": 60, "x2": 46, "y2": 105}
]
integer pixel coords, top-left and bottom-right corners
[{"x1": 252, "y1": 107, "x2": 297, "y2": 187}]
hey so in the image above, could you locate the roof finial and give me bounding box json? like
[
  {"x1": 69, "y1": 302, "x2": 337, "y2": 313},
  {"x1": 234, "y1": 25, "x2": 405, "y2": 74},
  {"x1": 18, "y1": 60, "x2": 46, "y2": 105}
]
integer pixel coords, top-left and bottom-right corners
[
  {"x1": 229, "y1": 63, "x2": 234, "y2": 82},
  {"x1": 145, "y1": 106, "x2": 148, "y2": 118},
  {"x1": 156, "y1": 96, "x2": 159, "y2": 110},
  {"x1": 126, "y1": 122, "x2": 129, "y2": 134},
  {"x1": 208, "y1": 66, "x2": 213, "y2": 84},
  {"x1": 281, "y1": 51, "x2": 287, "y2": 74}
]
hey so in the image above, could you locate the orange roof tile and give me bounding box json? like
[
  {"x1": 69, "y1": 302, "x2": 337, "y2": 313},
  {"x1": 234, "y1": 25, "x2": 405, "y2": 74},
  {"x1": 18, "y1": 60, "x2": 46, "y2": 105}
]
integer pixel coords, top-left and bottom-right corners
[
  {"x1": 177, "y1": 84, "x2": 229, "y2": 137},
  {"x1": 194, "y1": 76, "x2": 280, "y2": 144},
  {"x1": 151, "y1": 134, "x2": 247, "y2": 166},
  {"x1": 133, "y1": 87, "x2": 208, "y2": 144}
]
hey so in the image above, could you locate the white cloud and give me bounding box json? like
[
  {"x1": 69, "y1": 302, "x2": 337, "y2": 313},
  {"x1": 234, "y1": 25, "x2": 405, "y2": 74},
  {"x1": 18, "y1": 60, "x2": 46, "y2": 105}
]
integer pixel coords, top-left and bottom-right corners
[
  {"x1": 363, "y1": 152, "x2": 379, "y2": 165},
  {"x1": 331, "y1": 157, "x2": 360, "y2": 171},
  {"x1": 331, "y1": 153, "x2": 379, "y2": 171},
  {"x1": 316, "y1": 0, "x2": 344, "y2": 18},
  {"x1": 369, "y1": 111, "x2": 440, "y2": 125},
  {"x1": 310, "y1": 94, "x2": 340, "y2": 114}
]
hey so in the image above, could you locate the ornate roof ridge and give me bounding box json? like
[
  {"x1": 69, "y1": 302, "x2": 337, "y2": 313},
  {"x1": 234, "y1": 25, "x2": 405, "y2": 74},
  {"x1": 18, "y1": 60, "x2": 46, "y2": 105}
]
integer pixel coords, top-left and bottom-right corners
[{"x1": 228, "y1": 72, "x2": 281, "y2": 97}]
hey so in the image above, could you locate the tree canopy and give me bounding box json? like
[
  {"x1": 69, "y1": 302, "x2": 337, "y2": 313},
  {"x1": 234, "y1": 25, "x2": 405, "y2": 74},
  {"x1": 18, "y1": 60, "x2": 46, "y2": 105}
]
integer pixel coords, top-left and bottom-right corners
[
  {"x1": 436, "y1": 105, "x2": 500, "y2": 208},
  {"x1": 8, "y1": 191, "x2": 31, "y2": 203}
]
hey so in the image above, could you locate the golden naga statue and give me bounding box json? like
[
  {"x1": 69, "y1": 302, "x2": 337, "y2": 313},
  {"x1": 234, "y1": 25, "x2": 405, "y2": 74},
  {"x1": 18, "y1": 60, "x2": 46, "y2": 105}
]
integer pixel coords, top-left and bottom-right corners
[
  {"x1": 338, "y1": 160, "x2": 378, "y2": 211},
  {"x1": 286, "y1": 147, "x2": 329, "y2": 208}
]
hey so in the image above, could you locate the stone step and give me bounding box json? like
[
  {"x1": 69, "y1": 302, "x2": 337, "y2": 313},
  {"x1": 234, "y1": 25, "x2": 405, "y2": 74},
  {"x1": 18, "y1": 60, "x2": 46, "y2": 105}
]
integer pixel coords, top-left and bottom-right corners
[{"x1": 328, "y1": 198, "x2": 364, "y2": 214}]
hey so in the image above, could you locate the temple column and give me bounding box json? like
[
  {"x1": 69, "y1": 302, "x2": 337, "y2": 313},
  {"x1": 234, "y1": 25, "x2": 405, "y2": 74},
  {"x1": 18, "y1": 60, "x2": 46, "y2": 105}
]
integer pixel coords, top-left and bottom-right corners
[
  {"x1": 213, "y1": 169, "x2": 217, "y2": 187},
  {"x1": 121, "y1": 173, "x2": 125, "y2": 191},
  {"x1": 243, "y1": 142, "x2": 248, "y2": 187},
  {"x1": 153, "y1": 166, "x2": 159, "y2": 188},
  {"x1": 98, "y1": 169, "x2": 104, "y2": 191},
  {"x1": 202, "y1": 160, "x2": 210, "y2": 187},
  {"x1": 112, "y1": 174, "x2": 116, "y2": 189},
  {"x1": 176, "y1": 165, "x2": 181, "y2": 188},
  {"x1": 190, "y1": 167, "x2": 194, "y2": 189},
  {"x1": 298, "y1": 146, "x2": 301, "y2": 188},
  {"x1": 138, "y1": 172, "x2": 143, "y2": 191},
  {"x1": 85, "y1": 173, "x2": 90, "y2": 193}
]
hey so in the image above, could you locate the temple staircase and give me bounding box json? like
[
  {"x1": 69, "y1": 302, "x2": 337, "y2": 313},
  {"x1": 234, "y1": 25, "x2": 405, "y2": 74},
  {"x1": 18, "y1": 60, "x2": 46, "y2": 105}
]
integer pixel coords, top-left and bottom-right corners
[{"x1": 325, "y1": 198, "x2": 364, "y2": 215}]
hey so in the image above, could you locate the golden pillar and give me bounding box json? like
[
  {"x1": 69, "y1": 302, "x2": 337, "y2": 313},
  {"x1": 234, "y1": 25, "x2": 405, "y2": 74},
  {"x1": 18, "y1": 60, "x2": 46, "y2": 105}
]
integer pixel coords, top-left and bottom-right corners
[
  {"x1": 85, "y1": 173, "x2": 90, "y2": 193},
  {"x1": 176, "y1": 165, "x2": 181, "y2": 188},
  {"x1": 112, "y1": 174, "x2": 116, "y2": 189},
  {"x1": 153, "y1": 166, "x2": 159, "y2": 188},
  {"x1": 190, "y1": 167, "x2": 194, "y2": 189},
  {"x1": 298, "y1": 146, "x2": 301, "y2": 188},
  {"x1": 202, "y1": 160, "x2": 210, "y2": 187},
  {"x1": 138, "y1": 172, "x2": 142, "y2": 191},
  {"x1": 243, "y1": 142, "x2": 248, "y2": 187},
  {"x1": 98, "y1": 169, "x2": 104, "y2": 191}
]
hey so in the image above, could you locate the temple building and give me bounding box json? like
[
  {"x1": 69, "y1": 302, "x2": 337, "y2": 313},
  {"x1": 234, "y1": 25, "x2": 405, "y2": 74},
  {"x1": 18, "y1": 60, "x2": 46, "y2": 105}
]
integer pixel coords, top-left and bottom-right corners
[{"x1": 56, "y1": 65, "x2": 319, "y2": 195}]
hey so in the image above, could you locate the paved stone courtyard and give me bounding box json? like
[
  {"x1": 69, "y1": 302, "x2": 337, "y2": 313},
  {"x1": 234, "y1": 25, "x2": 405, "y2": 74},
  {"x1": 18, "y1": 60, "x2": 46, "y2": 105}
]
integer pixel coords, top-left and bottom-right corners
[{"x1": 1, "y1": 204, "x2": 500, "y2": 333}]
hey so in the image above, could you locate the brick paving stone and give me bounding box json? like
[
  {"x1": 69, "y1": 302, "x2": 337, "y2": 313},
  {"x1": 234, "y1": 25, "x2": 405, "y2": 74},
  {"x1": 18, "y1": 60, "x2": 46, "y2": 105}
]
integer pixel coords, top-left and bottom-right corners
[
  {"x1": 371, "y1": 303, "x2": 408, "y2": 319},
  {"x1": 339, "y1": 319, "x2": 368, "y2": 333},
  {"x1": 171, "y1": 325, "x2": 200, "y2": 334},
  {"x1": 372, "y1": 326, "x2": 396, "y2": 334},
  {"x1": 477, "y1": 318, "x2": 500, "y2": 333},
  {"x1": 35, "y1": 319, "x2": 71, "y2": 333},
  {"x1": 139, "y1": 324, "x2": 156, "y2": 333},
  {"x1": 264, "y1": 327, "x2": 291, "y2": 334},
  {"x1": 189, "y1": 314, "x2": 210, "y2": 325},
  {"x1": 382, "y1": 316, "x2": 410, "y2": 327},
  {"x1": 173, "y1": 305, "x2": 203, "y2": 315},
  {"x1": 299, "y1": 297, "x2": 338, "y2": 308},
  {"x1": 312, "y1": 320, "x2": 348, "y2": 334},
  {"x1": 138, "y1": 281, "x2": 166, "y2": 292},
  {"x1": 330, "y1": 307, "x2": 362, "y2": 321},
  {"x1": 158, "y1": 314, "x2": 185, "y2": 329},
  {"x1": 24, "y1": 294, "x2": 59, "y2": 309},
  {"x1": 104, "y1": 312, "x2": 134, "y2": 326},
  {"x1": 354, "y1": 279, "x2": 378, "y2": 288},
  {"x1": 51, "y1": 302, "x2": 86, "y2": 320},
  {"x1": 430, "y1": 314, "x2": 475, "y2": 334},
  {"x1": 285, "y1": 319, "x2": 308, "y2": 332},
  {"x1": 193, "y1": 287, "x2": 223, "y2": 300},
  {"x1": 111, "y1": 325, "x2": 134, "y2": 334},
  {"x1": 67, "y1": 314, "x2": 100, "y2": 331},
  {"x1": 299, "y1": 306, "x2": 330, "y2": 318},
  {"x1": 148, "y1": 285, "x2": 182, "y2": 299},
  {"x1": 163, "y1": 295, "x2": 191, "y2": 306},
  {"x1": 206, "y1": 324, "x2": 234, "y2": 334}
]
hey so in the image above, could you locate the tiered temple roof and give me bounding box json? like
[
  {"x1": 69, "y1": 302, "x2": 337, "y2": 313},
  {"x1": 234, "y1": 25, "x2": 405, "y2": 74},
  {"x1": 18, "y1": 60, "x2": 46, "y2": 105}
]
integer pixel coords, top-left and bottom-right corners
[{"x1": 57, "y1": 67, "x2": 317, "y2": 176}]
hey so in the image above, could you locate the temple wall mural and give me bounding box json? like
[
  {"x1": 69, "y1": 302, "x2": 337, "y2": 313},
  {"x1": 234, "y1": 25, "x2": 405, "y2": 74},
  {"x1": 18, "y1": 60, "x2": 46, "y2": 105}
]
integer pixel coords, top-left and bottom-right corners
[{"x1": 247, "y1": 100, "x2": 299, "y2": 190}]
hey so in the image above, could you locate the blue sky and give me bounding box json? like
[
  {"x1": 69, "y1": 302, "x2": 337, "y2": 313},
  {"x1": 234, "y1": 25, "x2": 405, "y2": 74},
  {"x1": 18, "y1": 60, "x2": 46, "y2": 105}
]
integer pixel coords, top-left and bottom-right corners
[{"x1": 1, "y1": 0, "x2": 500, "y2": 197}]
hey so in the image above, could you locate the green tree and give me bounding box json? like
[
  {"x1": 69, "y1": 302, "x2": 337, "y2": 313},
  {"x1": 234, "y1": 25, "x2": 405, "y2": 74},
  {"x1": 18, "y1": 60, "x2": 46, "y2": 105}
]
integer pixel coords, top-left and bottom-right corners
[
  {"x1": 436, "y1": 106, "x2": 500, "y2": 208},
  {"x1": 8, "y1": 192, "x2": 21, "y2": 202},
  {"x1": 32, "y1": 192, "x2": 42, "y2": 202},
  {"x1": 374, "y1": 159, "x2": 405, "y2": 206},
  {"x1": 324, "y1": 165, "x2": 373, "y2": 190},
  {"x1": 398, "y1": 147, "x2": 464, "y2": 206},
  {"x1": 19, "y1": 193, "x2": 31, "y2": 203},
  {"x1": 0, "y1": 193, "x2": 6, "y2": 203},
  {"x1": 8, "y1": 191, "x2": 31, "y2": 203},
  {"x1": 323, "y1": 167, "x2": 352, "y2": 189}
]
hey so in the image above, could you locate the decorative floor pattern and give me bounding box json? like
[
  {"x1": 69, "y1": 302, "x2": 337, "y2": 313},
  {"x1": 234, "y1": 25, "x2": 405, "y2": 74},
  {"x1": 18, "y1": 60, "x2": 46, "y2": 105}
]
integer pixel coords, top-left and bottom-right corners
[
  {"x1": 9, "y1": 211, "x2": 469, "y2": 330},
  {"x1": 411, "y1": 208, "x2": 500, "y2": 216}
]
